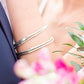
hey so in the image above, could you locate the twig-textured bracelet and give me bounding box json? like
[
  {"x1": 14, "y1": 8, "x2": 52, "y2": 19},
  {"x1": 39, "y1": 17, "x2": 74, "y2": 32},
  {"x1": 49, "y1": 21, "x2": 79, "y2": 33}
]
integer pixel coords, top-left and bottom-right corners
[
  {"x1": 14, "y1": 25, "x2": 48, "y2": 48},
  {"x1": 16, "y1": 37, "x2": 54, "y2": 58}
]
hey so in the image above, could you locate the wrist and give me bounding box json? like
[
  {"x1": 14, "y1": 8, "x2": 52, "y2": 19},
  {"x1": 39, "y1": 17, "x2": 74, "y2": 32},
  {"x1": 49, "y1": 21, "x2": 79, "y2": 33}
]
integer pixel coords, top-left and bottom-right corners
[
  {"x1": 15, "y1": 26, "x2": 58, "y2": 63},
  {"x1": 20, "y1": 41, "x2": 59, "y2": 64},
  {"x1": 17, "y1": 26, "x2": 52, "y2": 52}
]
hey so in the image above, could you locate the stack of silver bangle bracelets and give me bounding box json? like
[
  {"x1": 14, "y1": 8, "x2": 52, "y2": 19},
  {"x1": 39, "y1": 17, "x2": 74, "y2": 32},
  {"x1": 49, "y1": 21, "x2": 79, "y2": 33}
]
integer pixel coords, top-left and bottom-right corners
[{"x1": 14, "y1": 25, "x2": 54, "y2": 58}]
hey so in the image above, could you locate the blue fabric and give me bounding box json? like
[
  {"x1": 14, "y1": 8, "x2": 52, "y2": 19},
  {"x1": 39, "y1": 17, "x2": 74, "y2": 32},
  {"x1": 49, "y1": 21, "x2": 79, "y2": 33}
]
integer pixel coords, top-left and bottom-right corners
[{"x1": 0, "y1": 3, "x2": 21, "y2": 84}]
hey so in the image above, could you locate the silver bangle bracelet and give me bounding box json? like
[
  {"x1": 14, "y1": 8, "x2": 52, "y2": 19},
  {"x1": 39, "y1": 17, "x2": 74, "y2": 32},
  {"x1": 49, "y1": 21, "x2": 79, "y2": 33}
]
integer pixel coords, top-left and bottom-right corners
[
  {"x1": 14, "y1": 25, "x2": 48, "y2": 48},
  {"x1": 16, "y1": 37, "x2": 54, "y2": 58}
]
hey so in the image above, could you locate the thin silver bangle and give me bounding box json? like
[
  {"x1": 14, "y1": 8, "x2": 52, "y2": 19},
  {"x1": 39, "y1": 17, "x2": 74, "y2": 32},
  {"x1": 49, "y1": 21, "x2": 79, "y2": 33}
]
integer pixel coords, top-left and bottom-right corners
[
  {"x1": 16, "y1": 37, "x2": 54, "y2": 58},
  {"x1": 39, "y1": 0, "x2": 48, "y2": 15},
  {"x1": 14, "y1": 25, "x2": 48, "y2": 48}
]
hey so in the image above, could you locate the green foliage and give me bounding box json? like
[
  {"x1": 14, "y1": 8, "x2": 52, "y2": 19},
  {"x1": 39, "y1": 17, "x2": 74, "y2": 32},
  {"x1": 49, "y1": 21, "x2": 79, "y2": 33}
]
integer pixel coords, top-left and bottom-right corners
[
  {"x1": 66, "y1": 27, "x2": 84, "y2": 32},
  {"x1": 52, "y1": 50, "x2": 63, "y2": 53},
  {"x1": 68, "y1": 31, "x2": 84, "y2": 47},
  {"x1": 75, "y1": 22, "x2": 84, "y2": 31},
  {"x1": 63, "y1": 43, "x2": 74, "y2": 47},
  {"x1": 77, "y1": 47, "x2": 84, "y2": 53},
  {"x1": 53, "y1": 22, "x2": 84, "y2": 71},
  {"x1": 68, "y1": 52, "x2": 81, "y2": 58},
  {"x1": 70, "y1": 61, "x2": 82, "y2": 72}
]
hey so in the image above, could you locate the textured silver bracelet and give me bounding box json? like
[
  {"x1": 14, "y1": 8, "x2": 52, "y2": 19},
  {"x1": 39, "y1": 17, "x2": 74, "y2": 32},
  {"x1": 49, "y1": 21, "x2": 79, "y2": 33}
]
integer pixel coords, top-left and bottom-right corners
[
  {"x1": 14, "y1": 25, "x2": 48, "y2": 48},
  {"x1": 16, "y1": 37, "x2": 54, "y2": 58}
]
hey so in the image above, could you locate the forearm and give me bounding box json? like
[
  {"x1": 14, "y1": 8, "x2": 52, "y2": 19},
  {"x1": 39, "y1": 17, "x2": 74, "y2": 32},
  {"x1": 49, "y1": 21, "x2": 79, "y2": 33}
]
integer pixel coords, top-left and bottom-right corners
[
  {"x1": 6, "y1": 0, "x2": 45, "y2": 42},
  {"x1": 6, "y1": 0, "x2": 58, "y2": 63}
]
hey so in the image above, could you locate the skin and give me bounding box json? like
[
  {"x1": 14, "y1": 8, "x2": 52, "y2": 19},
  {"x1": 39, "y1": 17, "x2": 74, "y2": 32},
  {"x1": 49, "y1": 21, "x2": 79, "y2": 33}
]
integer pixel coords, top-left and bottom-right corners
[
  {"x1": 6, "y1": 0, "x2": 61, "y2": 64},
  {"x1": 6, "y1": 0, "x2": 84, "y2": 83},
  {"x1": 38, "y1": 0, "x2": 84, "y2": 65},
  {"x1": 6, "y1": 0, "x2": 84, "y2": 64}
]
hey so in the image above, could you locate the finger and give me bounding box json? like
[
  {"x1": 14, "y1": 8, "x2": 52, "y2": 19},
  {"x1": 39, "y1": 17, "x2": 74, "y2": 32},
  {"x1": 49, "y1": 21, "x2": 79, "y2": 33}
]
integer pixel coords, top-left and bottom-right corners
[{"x1": 14, "y1": 59, "x2": 35, "y2": 79}]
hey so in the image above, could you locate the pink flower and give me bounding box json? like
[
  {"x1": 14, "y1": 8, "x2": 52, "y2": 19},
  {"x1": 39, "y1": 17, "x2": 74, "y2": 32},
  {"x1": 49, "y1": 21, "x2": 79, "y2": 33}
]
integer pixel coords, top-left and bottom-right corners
[
  {"x1": 32, "y1": 48, "x2": 55, "y2": 75},
  {"x1": 37, "y1": 47, "x2": 51, "y2": 61},
  {"x1": 32, "y1": 62, "x2": 47, "y2": 75},
  {"x1": 55, "y1": 58, "x2": 74, "y2": 75},
  {"x1": 14, "y1": 48, "x2": 82, "y2": 84},
  {"x1": 55, "y1": 58, "x2": 80, "y2": 84}
]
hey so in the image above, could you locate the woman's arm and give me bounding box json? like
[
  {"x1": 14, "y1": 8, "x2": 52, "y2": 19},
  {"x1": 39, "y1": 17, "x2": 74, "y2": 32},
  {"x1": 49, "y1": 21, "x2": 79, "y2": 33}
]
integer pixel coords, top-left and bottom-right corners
[{"x1": 6, "y1": 0, "x2": 59, "y2": 63}]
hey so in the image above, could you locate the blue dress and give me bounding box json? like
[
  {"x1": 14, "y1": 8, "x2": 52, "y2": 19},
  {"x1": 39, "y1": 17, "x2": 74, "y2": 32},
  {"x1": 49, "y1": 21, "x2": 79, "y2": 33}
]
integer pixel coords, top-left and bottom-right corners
[{"x1": 0, "y1": 2, "x2": 21, "y2": 84}]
